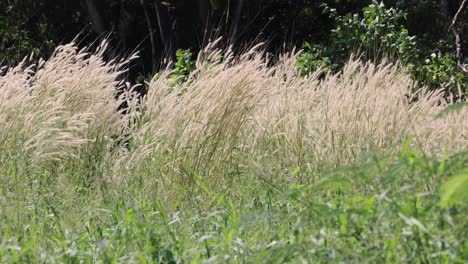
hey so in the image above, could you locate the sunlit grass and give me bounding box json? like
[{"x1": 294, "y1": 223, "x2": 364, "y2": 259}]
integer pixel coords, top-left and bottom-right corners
[{"x1": 0, "y1": 41, "x2": 466, "y2": 262}]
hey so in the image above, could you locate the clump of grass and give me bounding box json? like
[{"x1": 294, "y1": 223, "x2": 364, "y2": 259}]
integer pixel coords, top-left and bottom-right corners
[
  {"x1": 0, "y1": 42, "x2": 137, "y2": 174},
  {"x1": 127, "y1": 46, "x2": 467, "y2": 181}
]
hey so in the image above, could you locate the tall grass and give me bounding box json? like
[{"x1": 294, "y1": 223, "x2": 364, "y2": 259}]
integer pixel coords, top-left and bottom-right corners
[
  {"x1": 0, "y1": 42, "x2": 137, "y2": 176},
  {"x1": 0, "y1": 41, "x2": 467, "y2": 262},
  {"x1": 127, "y1": 45, "x2": 467, "y2": 180},
  {"x1": 1, "y1": 41, "x2": 466, "y2": 179}
]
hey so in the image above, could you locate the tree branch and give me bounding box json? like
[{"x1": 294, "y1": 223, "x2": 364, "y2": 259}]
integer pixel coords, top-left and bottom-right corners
[
  {"x1": 198, "y1": 0, "x2": 212, "y2": 46},
  {"x1": 449, "y1": 0, "x2": 467, "y2": 30},
  {"x1": 141, "y1": 0, "x2": 157, "y2": 71},
  {"x1": 154, "y1": 0, "x2": 174, "y2": 58},
  {"x1": 229, "y1": 0, "x2": 244, "y2": 45},
  {"x1": 85, "y1": 0, "x2": 107, "y2": 35},
  {"x1": 449, "y1": 0, "x2": 468, "y2": 73}
]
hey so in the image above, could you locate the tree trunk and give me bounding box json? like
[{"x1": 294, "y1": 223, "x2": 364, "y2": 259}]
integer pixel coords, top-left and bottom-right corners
[
  {"x1": 229, "y1": 0, "x2": 244, "y2": 45},
  {"x1": 442, "y1": 0, "x2": 468, "y2": 72},
  {"x1": 452, "y1": 0, "x2": 468, "y2": 72},
  {"x1": 119, "y1": 0, "x2": 129, "y2": 51},
  {"x1": 141, "y1": 0, "x2": 157, "y2": 71},
  {"x1": 198, "y1": 0, "x2": 212, "y2": 45},
  {"x1": 85, "y1": 0, "x2": 107, "y2": 35},
  {"x1": 154, "y1": 0, "x2": 174, "y2": 59}
]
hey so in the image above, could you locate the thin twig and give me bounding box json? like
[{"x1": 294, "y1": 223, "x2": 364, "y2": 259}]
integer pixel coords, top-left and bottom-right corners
[
  {"x1": 449, "y1": 0, "x2": 468, "y2": 73},
  {"x1": 449, "y1": 0, "x2": 467, "y2": 30}
]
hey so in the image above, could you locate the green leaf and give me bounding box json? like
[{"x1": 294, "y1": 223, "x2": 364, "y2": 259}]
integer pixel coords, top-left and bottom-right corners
[
  {"x1": 439, "y1": 168, "x2": 468, "y2": 208},
  {"x1": 312, "y1": 174, "x2": 352, "y2": 193},
  {"x1": 436, "y1": 102, "x2": 468, "y2": 119}
]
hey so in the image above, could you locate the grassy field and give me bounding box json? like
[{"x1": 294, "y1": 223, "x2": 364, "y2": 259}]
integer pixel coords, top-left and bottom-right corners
[{"x1": 0, "y1": 42, "x2": 467, "y2": 263}]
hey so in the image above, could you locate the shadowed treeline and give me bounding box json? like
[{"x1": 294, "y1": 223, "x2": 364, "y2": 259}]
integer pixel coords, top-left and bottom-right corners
[{"x1": 1, "y1": 0, "x2": 466, "y2": 77}]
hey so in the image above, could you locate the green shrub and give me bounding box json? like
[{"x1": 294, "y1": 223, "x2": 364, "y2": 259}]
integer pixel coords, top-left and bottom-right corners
[
  {"x1": 413, "y1": 51, "x2": 468, "y2": 98},
  {"x1": 299, "y1": 2, "x2": 416, "y2": 75},
  {"x1": 299, "y1": 1, "x2": 467, "y2": 97},
  {"x1": 169, "y1": 49, "x2": 196, "y2": 87},
  {"x1": 297, "y1": 43, "x2": 332, "y2": 76},
  {"x1": 325, "y1": 1, "x2": 416, "y2": 63}
]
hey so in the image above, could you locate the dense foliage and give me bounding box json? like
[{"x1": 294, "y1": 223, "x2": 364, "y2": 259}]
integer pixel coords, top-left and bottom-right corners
[{"x1": 297, "y1": 2, "x2": 467, "y2": 97}]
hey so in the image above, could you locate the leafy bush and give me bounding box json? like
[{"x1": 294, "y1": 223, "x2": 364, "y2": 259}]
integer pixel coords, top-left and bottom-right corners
[
  {"x1": 413, "y1": 51, "x2": 468, "y2": 98},
  {"x1": 325, "y1": 1, "x2": 416, "y2": 63},
  {"x1": 299, "y1": 2, "x2": 416, "y2": 76},
  {"x1": 297, "y1": 43, "x2": 332, "y2": 76},
  {"x1": 169, "y1": 49, "x2": 196, "y2": 87},
  {"x1": 299, "y1": 1, "x2": 467, "y2": 97}
]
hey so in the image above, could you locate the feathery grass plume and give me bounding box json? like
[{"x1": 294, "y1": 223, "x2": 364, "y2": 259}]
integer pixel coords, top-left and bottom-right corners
[
  {"x1": 0, "y1": 41, "x2": 136, "y2": 165},
  {"x1": 126, "y1": 46, "x2": 466, "y2": 180},
  {"x1": 125, "y1": 44, "x2": 269, "y2": 175},
  {"x1": 1, "y1": 39, "x2": 465, "y2": 183}
]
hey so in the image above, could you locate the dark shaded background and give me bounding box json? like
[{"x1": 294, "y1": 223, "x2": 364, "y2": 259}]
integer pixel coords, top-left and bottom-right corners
[{"x1": 1, "y1": 0, "x2": 466, "y2": 78}]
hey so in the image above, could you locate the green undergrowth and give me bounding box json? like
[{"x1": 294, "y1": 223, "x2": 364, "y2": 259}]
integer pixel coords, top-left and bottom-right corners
[{"x1": 0, "y1": 142, "x2": 467, "y2": 263}]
